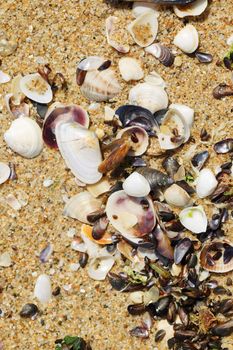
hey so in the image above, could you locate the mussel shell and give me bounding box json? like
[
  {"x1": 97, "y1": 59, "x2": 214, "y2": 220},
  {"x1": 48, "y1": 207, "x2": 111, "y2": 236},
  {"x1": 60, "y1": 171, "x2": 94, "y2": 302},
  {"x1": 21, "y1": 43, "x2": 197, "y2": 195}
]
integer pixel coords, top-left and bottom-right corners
[
  {"x1": 174, "y1": 238, "x2": 193, "y2": 264},
  {"x1": 214, "y1": 138, "x2": 233, "y2": 154},
  {"x1": 137, "y1": 167, "x2": 174, "y2": 190},
  {"x1": 191, "y1": 150, "x2": 209, "y2": 170},
  {"x1": 153, "y1": 108, "x2": 169, "y2": 125},
  {"x1": 162, "y1": 157, "x2": 180, "y2": 178}
]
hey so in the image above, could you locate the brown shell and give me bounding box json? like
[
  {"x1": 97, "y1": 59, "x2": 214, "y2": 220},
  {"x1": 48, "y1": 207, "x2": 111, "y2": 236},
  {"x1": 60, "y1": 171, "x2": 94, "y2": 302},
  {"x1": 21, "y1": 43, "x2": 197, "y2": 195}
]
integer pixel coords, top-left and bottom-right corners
[{"x1": 200, "y1": 240, "x2": 233, "y2": 273}]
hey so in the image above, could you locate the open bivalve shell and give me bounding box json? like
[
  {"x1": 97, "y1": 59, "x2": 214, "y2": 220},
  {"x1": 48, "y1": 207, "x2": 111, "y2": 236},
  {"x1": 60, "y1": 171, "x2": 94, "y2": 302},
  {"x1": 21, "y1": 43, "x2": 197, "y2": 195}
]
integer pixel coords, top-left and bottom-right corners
[
  {"x1": 200, "y1": 240, "x2": 233, "y2": 273},
  {"x1": 127, "y1": 11, "x2": 158, "y2": 48},
  {"x1": 55, "y1": 122, "x2": 102, "y2": 184},
  {"x1": 173, "y1": 0, "x2": 208, "y2": 18},
  {"x1": 164, "y1": 183, "x2": 192, "y2": 207},
  {"x1": 117, "y1": 126, "x2": 149, "y2": 156},
  {"x1": 63, "y1": 191, "x2": 102, "y2": 223},
  {"x1": 119, "y1": 57, "x2": 144, "y2": 82},
  {"x1": 179, "y1": 205, "x2": 207, "y2": 234},
  {"x1": 174, "y1": 24, "x2": 199, "y2": 54},
  {"x1": 169, "y1": 103, "x2": 194, "y2": 128},
  {"x1": 4, "y1": 117, "x2": 43, "y2": 158},
  {"x1": 106, "y1": 190, "x2": 156, "y2": 243},
  {"x1": 105, "y1": 16, "x2": 130, "y2": 53},
  {"x1": 123, "y1": 172, "x2": 150, "y2": 197},
  {"x1": 0, "y1": 162, "x2": 11, "y2": 185},
  {"x1": 20, "y1": 73, "x2": 53, "y2": 104},
  {"x1": 129, "y1": 82, "x2": 168, "y2": 114},
  {"x1": 132, "y1": 2, "x2": 160, "y2": 18},
  {"x1": 196, "y1": 168, "x2": 218, "y2": 198},
  {"x1": 5, "y1": 93, "x2": 30, "y2": 119}
]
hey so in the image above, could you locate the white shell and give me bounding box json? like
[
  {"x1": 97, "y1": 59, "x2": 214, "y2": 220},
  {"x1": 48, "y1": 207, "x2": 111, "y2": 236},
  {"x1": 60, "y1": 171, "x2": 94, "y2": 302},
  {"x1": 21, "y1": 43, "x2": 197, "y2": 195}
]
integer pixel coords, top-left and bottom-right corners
[
  {"x1": 164, "y1": 184, "x2": 192, "y2": 208},
  {"x1": 123, "y1": 172, "x2": 150, "y2": 197},
  {"x1": 5, "y1": 93, "x2": 30, "y2": 118},
  {"x1": 87, "y1": 178, "x2": 111, "y2": 198},
  {"x1": 0, "y1": 252, "x2": 11, "y2": 267},
  {"x1": 144, "y1": 71, "x2": 166, "y2": 89},
  {"x1": 20, "y1": 73, "x2": 53, "y2": 103},
  {"x1": 132, "y1": 2, "x2": 160, "y2": 18},
  {"x1": 169, "y1": 103, "x2": 194, "y2": 128},
  {"x1": 227, "y1": 34, "x2": 233, "y2": 46},
  {"x1": 88, "y1": 256, "x2": 115, "y2": 281},
  {"x1": 179, "y1": 205, "x2": 207, "y2": 234},
  {"x1": 4, "y1": 117, "x2": 43, "y2": 158},
  {"x1": 174, "y1": 0, "x2": 208, "y2": 18},
  {"x1": 0, "y1": 70, "x2": 11, "y2": 84},
  {"x1": 174, "y1": 24, "x2": 199, "y2": 54},
  {"x1": 129, "y1": 82, "x2": 168, "y2": 113},
  {"x1": 105, "y1": 16, "x2": 130, "y2": 53},
  {"x1": 63, "y1": 191, "x2": 102, "y2": 223},
  {"x1": 196, "y1": 168, "x2": 218, "y2": 198},
  {"x1": 0, "y1": 162, "x2": 10, "y2": 185},
  {"x1": 127, "y1": 12, "x2": 158, "y2": 48},
  {"x1": 78, "y1": 56, "x2": 105, "y2": 71},
  {"x1": 55, "y1": 122, "x2": 102, "y2": 184},
  {"x1": 119, "y1": 57, "x2": 144, "y2": 82},
  {"x1": 34, "y1": 274, "x2": 52, "y2": 303},
  {"x1": 117, "y1": 126, "x2": 149, "y2": 156}
]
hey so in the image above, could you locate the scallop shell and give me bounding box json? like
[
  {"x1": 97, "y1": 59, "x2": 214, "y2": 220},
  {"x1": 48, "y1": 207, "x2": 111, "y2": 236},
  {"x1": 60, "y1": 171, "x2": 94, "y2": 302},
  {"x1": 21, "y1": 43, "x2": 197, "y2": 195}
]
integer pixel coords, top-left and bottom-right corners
[
  {"x1": 117, "y1": 126, "x2": 149, "y2": 156},
  {"x1": 164, "y1": 184, "x2": 192, "y2": 207},
  {"x1": 200, "y1": 240, "x2": 233, "y2": 273},
  {"x1": 173, "y1": 0, "x2": 208, "y2": 18},
  {"x1": 105, "y1": 16, "x2": 130, "y2": 53},
  {"x1": 106, "y1": 190, "x2": 156, "y2": 243},
  {"x1": 169, "y1": 103, "x2": 194, "y2": 128},
  {"x1": 127, "y1": 11, "x2": 158, "y2": 48},
  {"x1": 4, "y1": 117, "x2": 43, "y2": 158},
  {"x1": 145, "y1": 44, "x2": 175, "y2": 67},
  {"x1": 132, "y1": 2, "x2": 160, "y2": 18},
  {"x1": 55, "y1": 122, "x2": 102, "y2": 184},
  {"x1": 20, "y1": 73, "x2": 53, "y2": 103},
  {"x1": 0, "y1": 162, "x2": 11, "y2": 185},
  {"x1": 179, "y1": 205, "x2": 207, "y2": 234},
  {"x1": 119, "y1": 57, "x2": 144, "y2": 82},
  {"x1": 129, "y1": 82, "x2": 168, "y2": 113},
  {"x1": 123, "y1": 172, "x2": 150, "y2": 197},
  {"x1": 196, "y1": 168, "x2": 218, "y2": 198},
  {"x1": 174, "y1": 24, "x2": 199, "y2": 54},
  {"x1": 63, "y1": 191, "x2": 102, "y2": 224}
]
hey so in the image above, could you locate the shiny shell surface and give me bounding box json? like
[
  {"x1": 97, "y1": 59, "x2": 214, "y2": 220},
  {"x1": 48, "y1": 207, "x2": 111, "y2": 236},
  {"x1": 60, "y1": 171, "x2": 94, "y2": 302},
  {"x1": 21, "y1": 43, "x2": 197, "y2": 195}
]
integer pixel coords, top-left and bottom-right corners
[
  {"x1": 20, "y1": 73, "x2": 53, "y2": 104},
  {"x1": 200, "y1": 240, "x2": 233, "y2": 273},
  {"x1": 117, "y1": 126, "x2": 149, "y2": 156},
  {"x1": 179, "y1": 205, "x2": 207, "y2": 234}
]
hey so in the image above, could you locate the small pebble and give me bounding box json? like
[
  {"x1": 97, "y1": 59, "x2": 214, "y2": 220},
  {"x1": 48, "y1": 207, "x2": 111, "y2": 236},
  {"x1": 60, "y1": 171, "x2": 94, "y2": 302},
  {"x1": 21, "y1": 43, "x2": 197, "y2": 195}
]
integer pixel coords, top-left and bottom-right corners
[
  {"x1": 52, "y1": 286, "x2": 61, "y2": 296},
  {"x1": 174, "y1": 56, "x2": 183, "y2": 67},
  {"x1": 0, "y1": 252, "x2": 11, "y2": 267},
  {"x1": 43, "y1": 178, "x2": 54, "y2": 188},
  {"x1": 69, "y1": 263, "x2": 80, "y2": 271},
  {"x1": 67, "y1": 228, "x2": 76, "y2": 238},
  {"x1": 104, "y1": 106, "x2": 115, "y2": 121},
  {"x1": 95, "y1": 128, "x2": 105, "y2": 139},
  {"x1": 34, "y1": 274, "x2": 52, "y2": 303},
  {"x1": 63, "y1": 284, "x2": 72, "y2": 291},
  {"x1": 88, "y1": 102, "x2": 100, "y2": 111},
  {"x1": 227, "y1": 34, "x2": 233, "y2": 46},
  {"x1": 226, "y1": 277, "x2": 232, "y2": 286},
  {"x1": 19, "y1": 303, "x2": 39, "y2": 318}
]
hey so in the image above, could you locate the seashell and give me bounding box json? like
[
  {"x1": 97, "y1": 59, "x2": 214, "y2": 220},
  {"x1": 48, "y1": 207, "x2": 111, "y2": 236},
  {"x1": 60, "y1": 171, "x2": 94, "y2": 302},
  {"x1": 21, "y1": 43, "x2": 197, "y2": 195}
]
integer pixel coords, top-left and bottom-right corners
[
  {"x1": 173, "y1": 0, "x2": 208, "y2": 18},
  {"x1": 127, "y1": 11, "x2": 158, "y2": 48},
  {"x1": 5, "y1": 93, "x2": 30, "y2": 119},
  {"x1": 118, "y1": 57, "x2": 144, "y2": 82},
  {"x1": 213, "y1": 83, "x2": 233, "y2": 99},
  {"x1": 117, "y1": 126, "x2": 149, "y2": 156},
  {"x1": 5, "y1": 193, "x2": 22, "y2": 210},
  {"x1": 0, "y1": 162, "x2": 11, "y2": 185},
  {"x1": 63, "y1": 191, "x2": 102, "y2": 224},
  {"x1": 196, "y1": 168, "x2": 218, "y2": 198},
  {"x1": 162, "y1": 156, "x2": 184, "y2": 181},
  {"x1": 132, "y1": 2, "x2": 160, "y2": 18},
  {"x1": 129, "y1": 82, "x2": 168, "y2": 113},
  {"x1": 214, "y1": 138, "x2": 233, "y2": 154},
  {"x1": 144, "y1": 71, "x2": 166, "y2": 88},
  {"x1": 157, "y1": 108, "x2": 190, "y2": 150},
  {"x1": 173, "y1": 24, "x2": 199, "y2": 54},
  {"x1": 55, "y1": 122, "x2": 102, "y2": 184},
  {"x1": 191, "y1": 150, "x2": 209, "y2": 170},
  {"x1": 195, "y1": 51, "x2": 213, "y2": 63},
  {"x1": 164, "y1": 183, "x2": 192, "y2": 207},
  {"x1": 34, "y1": 274, "x2": 52, "y2": 303},
  {"x1": 169, "y1": 103, "x2": 194, "y2": 128},
  {"x1": 115, "y1": 0, "x2": 196, "y2": 4},
  {"x1": 77, "y1": 56, "x2": 121, "y2": 101},
  {"x1": 20, "y1": 73, "x2": 53, "y2": 103},
  {"x1": 105, "y1": 16, "x2": 130, "y2": 53},
  {"x1": 88, "y1": 256, "x2": 115, "y2": 281},
  {"x1": 4, "y1": 117, "x2": 43, "y2": 158},
  {"x1": 39, "y1": 243, "x2": 53, "y2": 263},
  {"x1": 145, "y1": 44, "x2": 175, "y2": 67},
  {"x1": 19, "y1": 304, "x2": 39, "y2": 318},
  {"x1": 200, "y1": 240, "x2": 233, "y2": 273},
  {"x1": 123, "y1": 172, "x2": 150, "y2": 197},
  {"x1": 42, "y1": 104, "x2": 89, "y2": 148},
  {"x1": 179, "y1": 205, "x2": 207, "y2": 234},
  {"x1": 106, "y1": 190, "x2": 156, "y2": 243},
  {"x1": 0, "y1": 70, "x2": 11, "y2": 84},
  {"x1": 87, "y1": 177, "x2": 111, "y2": 198},
  {"x1": 137, "y1": 167, "x2": 173, "y2": 190},
  {"x1": 81, "y1": 224, "x2": 113, "y2": 245},
  {"x1": 0, "y1": 252, "x2": 11, "y2": 267}
]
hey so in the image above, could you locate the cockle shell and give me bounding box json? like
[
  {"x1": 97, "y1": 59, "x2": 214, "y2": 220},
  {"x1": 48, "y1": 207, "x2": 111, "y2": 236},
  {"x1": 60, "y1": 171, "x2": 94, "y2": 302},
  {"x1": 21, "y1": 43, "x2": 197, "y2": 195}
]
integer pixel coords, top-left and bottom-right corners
[
  {"x1": 169, "y1": 103, "x2": 194, "y2": 128},
  {"x1": 123, "y1": 172, "x2": 150, "y2": 197},
  {"x1": 129, "y1": 82, "x2": 168, "y2": 113},
  {"x1": 0, "y1": 162, "x2": 11, "y2": 185},
  {"x1": 179, "y1": 205, "x2": 207, "y2": 234},
  {"x1": 174, "y1": 24, "x2": 199, "y2": 54},
  {"x1": 145, "y1": 44, "x2": 175, "y2": 67},
  {"x1": 117, "y1": 126, "x2": 149, "y2": 156},
  {"x1": 4, "y1": 117, "x2": 43, "y2": 158},
  {"x1": 200, "y1": 240, "x2": 233, "y2": 273},
  {"x1": 173, "y1": 0, "x2": 208, "y2": 18},
  {"x1": 196, "y1": 168, "x2": 218, "y2": 198},
  {"x1": 119, "y1": 57, "x2": 144, "y2": 82},
  {"x1": 144, "y1": 71, "x2": 166, "y2": 89},
  {"x1": 164, "y1": 183, "x2": 192, "y2": 207},
  {"x1": 127, "y1": 11, "x2": 158, "y2": 48},
  {"x1": 132, "y1": 2, "x2": 160, "y2": 18},
  {"x1": 106, "y1": 190, "x2": 156, "y2": 243},
  {"x1": 105, "y1": 16, "x2": 130, "y2": 53},
  {"x1": 63, "y1": 191, "x2": 102, "y2": 223},
  {"x1": 20, "y1": 73, "x2": 53, "y2": 103},
  {"x1": 55, "y1": 122, "x2": 102, "y2": 184}
]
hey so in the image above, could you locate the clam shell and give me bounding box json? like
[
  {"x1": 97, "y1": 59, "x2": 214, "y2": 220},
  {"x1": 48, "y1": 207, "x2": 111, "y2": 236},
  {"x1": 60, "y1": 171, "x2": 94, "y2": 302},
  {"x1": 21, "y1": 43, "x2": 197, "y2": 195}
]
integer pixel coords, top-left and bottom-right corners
[
  {"x1": 55, "y1": 122, "x2": 102, "y2": 184},
  {"x1": 174, "y1": 24, "x2": 199, "y2": 54},
  {"x1": 196, "y1": 168, "x2": 218, "y2": 198},
  {"x1": 119, "y1": 57, "x2": 144, "y2": 82},
  {"x1": 4, "y1": 116, "x2": 43, "y2": 158},
  {"x1": 105, "y1": 16, "x2": 130, "y2": 53},
  {"x1": 117, "y1": 126, "x2": 149, "y2": 156},
  {"x1": 123, "y1": 172, "x2": 150, "y2": 197},
  {"x1": 5, "y1": 93, "x2": 30, "y2": 119},
  {"x1": 20, "y1": 73, "x2": 53, "y2": 103},
  {"x1": 144, "y1": 71, "x2": 166, "y2": 88},
  {"x1": 127, "y1": 11, "x2": 158, "y2": 48},
  {"x1": 0, "y1": 162, "x2": 11, "y2": 185},
  {"x1": 173, "y1": 0, "x2": 208, "y2": 18},
  {"x1": 78, "y1": 56, "x2": 105, "y2": 71},
  {"x1": 63, "y1": 191, "x2": 102, "y2": 223},
  {"x1": 106, "y1": 190, "x2": 156, "y2": 243},
  {"x1": 132, "y1": 2, "x2": 160, "y2": 18},
  {"x1": 169, "y1": 103, "x2": 194, "y2": 128},
  {"x1": 129, "y1": 82, "x2": 168, "y2": 113},
  {"x1": 200, "y1": 240, "x2": 233, "y2": 273},
  {"x1": 145, "y1": 44, "x2": 175, "y2": 67},
  {"x1": 164, "y1": 184, "x2": 192, "y2": 207},
  {"x1": 179, "y1": 205, "x2": 207, "y2": 234},
  {"x1": 88, "y1": 256, "x2": 115, "y2": 280},
  {"x1": 87, "y1": 177, "x2": 111, "y2": 198}
]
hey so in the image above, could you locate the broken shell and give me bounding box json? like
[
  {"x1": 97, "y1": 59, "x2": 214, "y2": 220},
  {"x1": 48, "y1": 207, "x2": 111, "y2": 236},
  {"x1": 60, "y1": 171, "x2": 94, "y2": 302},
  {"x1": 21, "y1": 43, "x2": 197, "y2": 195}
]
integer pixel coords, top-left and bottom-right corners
[
  {"x1": 164, "y1": 184, "x2": 192, "y2": 207},
  {"x1": 88, "y1": 256, "x2": 115, "y2": 280},
  {"x1": 129, "y1": 82, "x2": 168, "y2": 113},
  {"x1": 81, "y1": 224, "x2": 113, "y2": 245},
  {"x1": 87, "y1": 178, "x2": 111, "y2": 198},
  {"x1": 119, "y1": 57, "x2": 144, "y2": 82},
  {"x1": 5, "y1": 93, "x2": 30, "y2": 119},
  {"x1": 0, "y1": 70, "x2": 11, "y2": 84},
  {"x1": 145, "y1": 44, "x2": 175, "y2": 67},
  {"x1": 55, "y1": 122, "x2": 102, "y2": 184},
  {"x1": 132, "y1": 2, "x2": 160, "y2": 18},
  {"x1": 20, "y1": 73, "x2": 53, "y2": 103},
  {"x1": 0, "y1": 252, "x2": 11, "y2": 267},
  {"x1": 169, "y1": 103, "x2": 194, "y2": 128},
  {"x1": 123, "y1": 172, "x2": 150, "y2": 197},
  {"x1": 4, "y1": 117, "x2": 43, "y2": 158},
  {"x1": 200, "y1": 240, "x2": 233, "y2": 273},
  {"x1": 117, "y1": 126, "x2": 149, "y2": 156},
  {"x1": 196, "y1": 168, "x2": 218, "y2": 198},
  {"x1": 106, "y1": 190, "x2": 156, "y2": 243},
  {"x1": 179, "y1": 205, "x2": 207, "y2": 234},
  {"x1": 42, "y1": 104, "x2": 89, "y2": 148},
  {"x1": 173, "y1": 0, "x2": 208, "y2": 18},
  {"x1": 213, "y1": 83, "x2": 233, "y2": 99},
  {"x1": 105, "y1": 16, "x2": 130, "y2": 53},
  {"x1": 63, "y1": 191, "x2": 102, "y2": 224},
  {"x1": 174, "y1": 24, "x2": 199, "y2": 54},
  {"x1": 127, "y1": 12, "x2": 158, "y2": 48},
  {"x1": 34, "y1": 274, "x2": 52, "y2": 303},
  {"x1": 0, "y1": 162, "x2": 11, "y2": 185}
]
